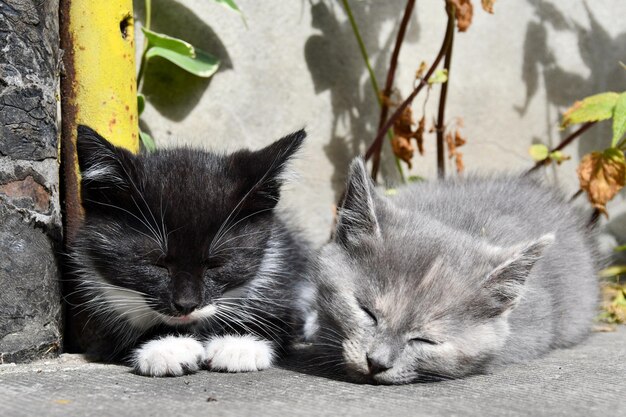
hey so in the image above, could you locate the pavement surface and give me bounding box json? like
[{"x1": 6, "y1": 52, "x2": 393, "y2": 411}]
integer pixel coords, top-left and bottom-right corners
[{"x1": 1, "y1": 327, "x2": 624, "y2": 417}]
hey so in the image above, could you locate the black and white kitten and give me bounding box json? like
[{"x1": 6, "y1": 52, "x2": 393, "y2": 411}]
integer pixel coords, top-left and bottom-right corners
[
  {"x1": 70, "y1": 125, "x2": 310, "y2": 376},
  {"x1": 300, "y1": 158, "x2": 599, "y2": 384}
]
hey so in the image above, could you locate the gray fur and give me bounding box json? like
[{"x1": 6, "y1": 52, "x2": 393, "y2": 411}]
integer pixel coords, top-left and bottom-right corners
[{"x1": 301, "y1": 158, "x2": 599, "y2": 384}]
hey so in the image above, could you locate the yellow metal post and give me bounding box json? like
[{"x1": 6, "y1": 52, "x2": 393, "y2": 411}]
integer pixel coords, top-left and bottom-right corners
[{"x1": 60, "y1": 0, "x2": 139, "y2": 240}]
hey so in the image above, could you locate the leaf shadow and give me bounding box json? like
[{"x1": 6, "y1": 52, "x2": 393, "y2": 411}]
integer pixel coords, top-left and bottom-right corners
[
  {"x1": 135, "y1": 0, "x2": 233, "y2": 122},
  {"x1": 517, "y1": 0, "x2": 626, "y2": 158},
  {"x1": 303, "y1": 0, "x2": 419, "y2": 200}
]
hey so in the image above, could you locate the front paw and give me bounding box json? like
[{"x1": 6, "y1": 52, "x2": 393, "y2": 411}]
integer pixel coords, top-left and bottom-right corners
[
  {"x1": 204, "y1": 335, "x2": 275, "y2": 372},
  {"x1": 132, "y1": 335, "x2": 205, "y2": 377}
]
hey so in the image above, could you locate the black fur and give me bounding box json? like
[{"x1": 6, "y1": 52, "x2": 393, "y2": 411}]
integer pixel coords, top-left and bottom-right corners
[{"x1": 69, "y1": 125, "x2": 310, "y2": 363}]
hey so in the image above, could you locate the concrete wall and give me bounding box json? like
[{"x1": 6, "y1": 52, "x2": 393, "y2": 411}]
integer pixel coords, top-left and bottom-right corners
[
  {"x1": 136, "y1": 0, "x2": 626, "y2": 246},
  {"x1": 0, "y1": 0, "x2": 62, "y2": 362}
]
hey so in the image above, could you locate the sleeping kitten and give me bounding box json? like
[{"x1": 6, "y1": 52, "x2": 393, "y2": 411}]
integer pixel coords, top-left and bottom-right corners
[
  {"x1": 70, "y1": 125, "x2": 309, "y2": 376},
  {"x1": 300, "y1": 158, "x2": 599, "y2": 384}
]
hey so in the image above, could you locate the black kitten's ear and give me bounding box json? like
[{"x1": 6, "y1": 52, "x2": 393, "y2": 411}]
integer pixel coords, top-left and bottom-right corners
[
  {"x1": 335, "y1": 158, "x2": 381, "y2": 246},
  {"x1": 76, "y1": 125, "x2": 135, "y2": 207},
  {"x1": 482, "y1": 234, "x2": 555, "y2": 314},
  {"x1": 235, "y1": 129, "x2": 306, "y2": 210}
]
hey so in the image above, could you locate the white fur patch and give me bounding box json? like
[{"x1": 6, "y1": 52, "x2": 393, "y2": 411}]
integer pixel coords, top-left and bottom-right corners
[
  {"x1": 133, "y1": 335, "x2": 205, "y2": 377},
  {"x1": 302, "y1": 311, "x2": 319, "y2": 340},
  {"x1": 159, "y1": 304, "x2": 217, "y2": 326},
  {"x1": 204, "y1": 335, "x2": 275, "y2": 372}
]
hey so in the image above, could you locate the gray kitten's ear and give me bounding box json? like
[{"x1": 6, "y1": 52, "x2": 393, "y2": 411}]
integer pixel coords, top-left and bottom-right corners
[
  {"x1": 335, "y1": 158, "x2": 381, "y2": 245},
  {"x1": 483, "y1": 234, "x2": 555, "y2": 313}
]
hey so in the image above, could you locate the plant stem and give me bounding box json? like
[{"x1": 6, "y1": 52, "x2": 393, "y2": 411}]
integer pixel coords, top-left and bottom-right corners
[
  {"x1": 370, "y1": 0, "x2": 417, "y2": 181},
  {"x1": 526, "y1": 121, "x2": 596, "y2": 174},
  {"x1": 365, "y1": 1, "x2": 455, "y2": 169},
  {"x1": 341, "y1": 0, "x2": 381, "y2": 106},
  {"x1": 136, "y1": 0, "x2": 152, "y2": 88},
  {"x1": 341, "y1": 0, "x2": 405, "y2": 181},
  {"x1": 435, "y1": 2, "x2": 455, "y2": 179},
  {"x1": 145, "y1": 0, "x2": 152, "y2": 31}
]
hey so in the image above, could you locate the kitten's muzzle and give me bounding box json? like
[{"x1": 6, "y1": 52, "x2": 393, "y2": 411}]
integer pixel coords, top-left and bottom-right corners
[
  {"x1": 366, "y1": 354, "x2": 391, "y2": 375},
  {"x1": 173, "y1": 299, "x2": 199, "y2": 315}
]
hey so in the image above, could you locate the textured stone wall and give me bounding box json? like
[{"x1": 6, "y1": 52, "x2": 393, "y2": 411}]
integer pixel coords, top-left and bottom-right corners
[{"x1": 0, "y1": 0, "x2": 62, "y2": 362}]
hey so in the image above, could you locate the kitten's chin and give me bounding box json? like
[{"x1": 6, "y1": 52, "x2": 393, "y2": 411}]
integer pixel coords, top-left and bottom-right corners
[
  {"x1": 158, "y1": 304, "x2": 218, "y2": 326},
  {"x1": 345, "y1": 364, "x2": 416, "y2": 385}
]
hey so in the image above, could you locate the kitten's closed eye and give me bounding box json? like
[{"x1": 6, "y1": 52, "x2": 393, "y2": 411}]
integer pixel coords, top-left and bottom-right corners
[
  {"x1": 204, "y1": 258, "x2": 226, "y2": 270},
  {"x1": 359, "y1": 304, "x2": 378, "y2": 325},
  {"x1": 153, "y1": 257, "x2": 169, "y2": 270},
  {"x1": 409, "y1": 336, "x2": 438, "y2": 345}
]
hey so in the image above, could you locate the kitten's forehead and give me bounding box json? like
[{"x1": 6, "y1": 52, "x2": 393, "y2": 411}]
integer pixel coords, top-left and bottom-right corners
[
  {"x1": 126, "y1": 149, "x2": 266, "y2": 260},
  {"x1": 341, "y1": 234, "x2": 494, "y2": 328}
]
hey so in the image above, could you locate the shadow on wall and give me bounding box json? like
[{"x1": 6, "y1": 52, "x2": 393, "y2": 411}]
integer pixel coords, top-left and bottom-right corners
[
  {"x1": 517, "y1": 0, "x2": 626, "y2": 238},
  {"x1": 134, "y1": 0, "x2": 233, "y2": 122},
  {"x1": 304, "y1": 0, "x2": 419, "y2": 199},
  {"x1": 518, "y1": 0, "x2": 626, "y2": 154}
]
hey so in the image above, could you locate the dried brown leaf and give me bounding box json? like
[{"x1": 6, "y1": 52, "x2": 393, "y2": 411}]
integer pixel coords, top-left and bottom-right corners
[
  {"x1": 454, "y1": 129, "x2": 467, "y2": 147},
  {"x1": 415, "y1": 61, "x2": 428, "y2": 80},
  {"x1": 414, "y1": 116, "x2": 426, "y2": 155},
  {"x1": 394, "y1": 106, "x2": 414, "y2": 138},
  {"x1": 445, "y1": 131, "x2": 456, "y2": 158},
  {"x1": 600, "y1": 283, "x2": 626, "y2": 324},
  {"x1": 449, "y1": 0, "x2": 473, "y2": 32},
  {"x1": 577, "y1": 149, "x2": 626, "y2": 216},
  {"x1": 481, "y1": 0, "x2": 496, "y2": 14},
  {"x1": 391, "y1": 135, "x2": 414, "y2": 168},
  {"x1": 455, "y1": 152, "x2": 465, "y2": 173}
]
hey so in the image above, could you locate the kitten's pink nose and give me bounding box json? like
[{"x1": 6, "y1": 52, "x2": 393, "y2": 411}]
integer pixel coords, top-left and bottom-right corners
[
  {"x1": 173, "y1": 300, "x2": 198, "y2": 315},
  {"x1": 366, "y1": 355, "x2": 391, "y2": 375}
]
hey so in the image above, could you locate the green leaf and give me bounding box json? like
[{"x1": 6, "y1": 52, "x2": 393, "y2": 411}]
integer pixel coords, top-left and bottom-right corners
[
  {"x1": 139, "y1": 130, "x2": 157, "y2": 153},
  {"x1": 142, "y1": 28, "x2": 194, "y2": 56},
  {"x1": 561, "y1": 92, "x2": 619, "y2": 128},
  {"x1": 549, "y1": 150, "x2": 570, "y2": 164},
  {"x1": 137, "y1": 94, "x2": 145, "y2": 116},
  {"x1": 428, "y1": 69, "x2": 448, "y2": 85},
  {"x1": 212, "y1": 0, "x2": 241, "y2": 13},
  {"x1": 599, "y1": 265, "x2": 626, "y2": 278},
  {"x1": 385, "y1": 188, "x2": 398, "y2": 196},
  {"x1": 211, "y1": 0, "x2": 247, "y2": 27},
  {"x1": 612, "y1": 92, "x2": 626, "y2": 147},
  {"x1": 145, "y1": 46, "x2": 219, "y2": 77},
  {"x1": 408, "y1": 175, "x2": 425, "y2": 183},
  {"x1": 614, "y1": 244, "x2": 626, "y2": 252},
  {"x1": 529, "y1": 144, "x2": 549, "y2": 161}
]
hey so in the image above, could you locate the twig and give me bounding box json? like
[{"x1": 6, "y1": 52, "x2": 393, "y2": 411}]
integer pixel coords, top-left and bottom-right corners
[
  {"x1": 365, "y1": 2, "x2": 456, "y2": 169},
  {"x1": 341, "y1": 0, "x2": 405, "y2": 180},
  {"x1": 370, "y1": 0, "x2": 417, "y2": 180},
  {"x1": 435, "y1": 2, "x2": 455, "y2": 179},
  {"x1": 136, "y1": 0, "x2": 152, "y2": 88},
  {"x1": 526, "y1": 121, "x2": 596, "y2": 174}
]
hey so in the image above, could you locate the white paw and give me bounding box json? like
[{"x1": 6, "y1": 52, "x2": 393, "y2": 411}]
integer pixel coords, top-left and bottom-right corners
[
  {"x1": 204, "y1": 335, "x2": 275, "y2": 372},
  {"x1": 132, "y1": 335, "x2": 205, "y2": 377}
]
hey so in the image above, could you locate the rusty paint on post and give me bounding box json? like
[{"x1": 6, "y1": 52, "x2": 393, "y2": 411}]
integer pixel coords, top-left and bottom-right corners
[{"x1": 60, "y1": 0, "x2": 139, "y2": 241}]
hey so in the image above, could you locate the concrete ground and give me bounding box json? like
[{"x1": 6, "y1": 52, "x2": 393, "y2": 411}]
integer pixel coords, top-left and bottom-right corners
[{"x1": 1, "y1": 328, "x2": 624, "y2": 417}]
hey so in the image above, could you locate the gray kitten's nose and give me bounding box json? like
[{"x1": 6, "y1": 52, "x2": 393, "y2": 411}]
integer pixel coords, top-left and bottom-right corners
[
  {"x1": 173, "y1": 299, "x2": 198, "y2": 315},
  {"x1": 366, "y1": 354, "x2": 391, "y2": 375}
]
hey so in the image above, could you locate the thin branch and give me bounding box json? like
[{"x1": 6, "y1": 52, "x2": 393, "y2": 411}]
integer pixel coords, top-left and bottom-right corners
[
  {"x1": 526, "y1": 121, "x2": 596, "y2": 174},
  {"x1": 365, "y1": 2, "x2": 456, "y2": 171},
  {"x1": 341, "y1": 0, "x2": 405, "y2": 180},
  {"x1": 370, "y1": 0, "x2": 417, "y2": 180},
  {"x1": 435, "y1": 2, "x2": 455, "y2": 179},
  {"x1": 137, "y1": 0, "x2": 152, "y2": 88},
  {"x1": 341, "y1": 0, "x2": 381, "y2": 106}
]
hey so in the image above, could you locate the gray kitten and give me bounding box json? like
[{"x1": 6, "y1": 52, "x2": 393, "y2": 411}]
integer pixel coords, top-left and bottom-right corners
[{"x1": 299, "y1": 158, "x2": 599, "y2": 384}]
